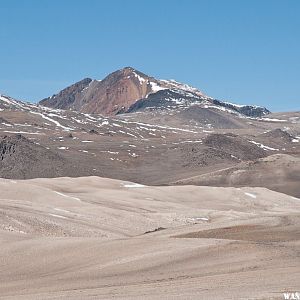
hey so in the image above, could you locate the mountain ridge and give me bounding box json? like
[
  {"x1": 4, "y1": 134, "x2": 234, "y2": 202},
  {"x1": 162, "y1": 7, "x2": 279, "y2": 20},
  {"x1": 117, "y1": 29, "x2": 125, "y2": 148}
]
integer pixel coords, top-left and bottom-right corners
[
  {"x1": 0, "y1": 90, "x2": 299, "y2": 196},
  {"x1": 39, "y1": 67, "x2": 270, "y2": 117}
]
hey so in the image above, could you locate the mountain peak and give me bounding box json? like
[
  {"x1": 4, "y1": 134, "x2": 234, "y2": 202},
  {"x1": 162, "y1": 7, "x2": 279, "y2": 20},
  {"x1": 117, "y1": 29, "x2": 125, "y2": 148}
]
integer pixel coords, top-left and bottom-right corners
[
  {"x1": 38, "y1": 67, "x2": 270, "y2": 117},
  {"x1": 122, "y1": 66, "x2": 136, "y2": 72},
  {"x1": 116, "y1": 66, "x2": 150, "y2": 80},
  {"x1": 40, "y1": 67, "x2": 160, "y2": 115}
]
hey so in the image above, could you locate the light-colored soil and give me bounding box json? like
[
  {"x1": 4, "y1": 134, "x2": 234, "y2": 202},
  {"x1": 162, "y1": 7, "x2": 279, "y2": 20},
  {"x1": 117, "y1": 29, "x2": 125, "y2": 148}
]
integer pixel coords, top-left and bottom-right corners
[{"x1": 0, "y1": 176, "x2": 299, "y2": 299}]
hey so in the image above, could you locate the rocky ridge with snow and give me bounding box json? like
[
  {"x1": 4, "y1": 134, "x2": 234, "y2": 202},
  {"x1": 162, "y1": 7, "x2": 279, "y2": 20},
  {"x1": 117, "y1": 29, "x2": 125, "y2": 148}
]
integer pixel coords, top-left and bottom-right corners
[{"x1": 39, "y1": 67, "x2": 270, "y2": 118}]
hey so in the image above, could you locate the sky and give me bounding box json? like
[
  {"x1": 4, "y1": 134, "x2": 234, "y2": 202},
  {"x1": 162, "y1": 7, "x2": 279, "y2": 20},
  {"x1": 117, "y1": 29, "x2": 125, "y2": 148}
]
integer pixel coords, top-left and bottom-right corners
[{"x1": 0, "y1": 0, "x2": 299, "y2": 112}]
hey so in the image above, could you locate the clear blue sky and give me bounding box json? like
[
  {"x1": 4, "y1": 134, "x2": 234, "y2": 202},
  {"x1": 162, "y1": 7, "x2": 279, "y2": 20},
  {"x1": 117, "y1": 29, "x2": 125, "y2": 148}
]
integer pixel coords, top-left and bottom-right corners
[{"x1": 0, "y1": 0, "x2": 299, "y2": 111}]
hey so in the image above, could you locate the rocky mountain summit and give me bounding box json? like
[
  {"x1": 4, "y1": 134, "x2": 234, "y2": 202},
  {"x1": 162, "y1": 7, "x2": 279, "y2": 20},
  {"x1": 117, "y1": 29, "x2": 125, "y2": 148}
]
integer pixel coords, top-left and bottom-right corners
[{"x1": 40, "y1": 67, "x2": 270, "y2": 117}]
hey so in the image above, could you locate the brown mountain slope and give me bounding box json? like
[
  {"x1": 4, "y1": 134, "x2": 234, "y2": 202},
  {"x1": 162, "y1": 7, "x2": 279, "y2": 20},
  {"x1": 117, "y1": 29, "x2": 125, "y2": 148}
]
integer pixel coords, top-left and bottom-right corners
[
  {"x1": 39, "y1": 78, "x2": 92, "y2": 110},
  {"x1": 40, "y1": 67, "x2": 166, "y2": 115}
]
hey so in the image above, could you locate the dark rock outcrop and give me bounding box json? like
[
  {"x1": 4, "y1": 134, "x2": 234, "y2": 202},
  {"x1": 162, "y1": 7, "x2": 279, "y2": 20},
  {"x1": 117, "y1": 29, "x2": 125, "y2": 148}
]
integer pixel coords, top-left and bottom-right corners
[
  {"x1": 0, "y1": 134, "x2": 64, "y2": 179},
  {"x1": 204, "y1": 133, "x2": 267, "y2": 160}
]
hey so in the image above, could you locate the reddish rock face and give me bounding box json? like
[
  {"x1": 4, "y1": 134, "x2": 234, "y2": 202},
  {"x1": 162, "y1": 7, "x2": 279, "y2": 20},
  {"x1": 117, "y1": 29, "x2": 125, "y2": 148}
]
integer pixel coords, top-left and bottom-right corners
[
  {"x1": 40, "y1": 67, "x2": 165, "y2": 115},
  {"x1": 80, "y1": 67, "x2": 159, "y2": 115}
]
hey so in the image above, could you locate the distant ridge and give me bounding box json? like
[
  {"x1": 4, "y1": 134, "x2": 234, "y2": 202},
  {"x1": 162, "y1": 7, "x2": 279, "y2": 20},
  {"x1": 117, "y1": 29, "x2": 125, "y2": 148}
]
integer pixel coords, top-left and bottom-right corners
[{"x1": 39, "y1": 67, "x2": 270, "y2": 117}]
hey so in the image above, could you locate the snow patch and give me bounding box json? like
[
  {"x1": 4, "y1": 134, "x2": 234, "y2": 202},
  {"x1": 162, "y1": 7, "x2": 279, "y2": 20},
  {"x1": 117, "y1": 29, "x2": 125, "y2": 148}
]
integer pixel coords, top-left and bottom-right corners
[
  {"x1": 3, "y1": 130, "x2": 43, "y2": 135},
  {"x1": 49, "y1": 213, "x2": 67, "y2": 219},
  {"x1": 249, "y1": 140, "x2": 279, "y2": 151},
  {"x1": 122, "y1": 182, "x2": 145, "y2": 188},
  {"x1": 30, "y1": 111, "x2": 73, "y2": 131},
  {"x1": 53, "y1": 191, "x2": 81, "y2": 202},
  {"x1": 160, "y1": 79, "x2": 205, "y2": 97},
  {"x1": 149, "y1": 81, "x2": 166, "y2": 93},
  {"x1": 133, "y1": 71, "x2": 146, "y2": 84},
  {"x1": 244, "y1": 192, "x2": 257, "y2": 199},
  {"x1": 261, "y1": 118, "x2": 287, "y2": 122}
]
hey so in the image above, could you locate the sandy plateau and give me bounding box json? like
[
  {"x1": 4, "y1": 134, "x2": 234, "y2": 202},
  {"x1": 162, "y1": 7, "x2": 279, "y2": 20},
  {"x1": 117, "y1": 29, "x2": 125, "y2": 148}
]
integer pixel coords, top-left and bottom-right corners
[{"x1": 0, "y1": 176, "x2": 299, "y2": 299}]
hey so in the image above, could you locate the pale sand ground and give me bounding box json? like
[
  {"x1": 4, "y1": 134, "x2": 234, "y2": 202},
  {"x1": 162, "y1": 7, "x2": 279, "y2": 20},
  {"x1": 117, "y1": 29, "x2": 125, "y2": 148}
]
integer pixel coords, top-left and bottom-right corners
[{"x1": 0, "y1": 176, "x2": 299, "y2": 299}]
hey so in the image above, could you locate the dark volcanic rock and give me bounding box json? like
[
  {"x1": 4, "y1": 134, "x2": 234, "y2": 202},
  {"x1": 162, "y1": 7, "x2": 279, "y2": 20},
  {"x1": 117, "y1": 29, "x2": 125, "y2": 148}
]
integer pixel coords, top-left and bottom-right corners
[
  {"x1": 212, "y1": 100, "x2": 270, "y2": 118},
  {"x1": 180, "y1": 145, "x2": 237, "y2": 168},
  {"x1": 176, "y1": 106, "x2": 246, "y2": 129},
  {"x1": 0, "y1": 134, "x2": 64, "y2": 179},
  {"x1": 125, "y1": 89, "x2": 205, "y2": 113},
  {"x1": 89, "y1": 129, "x2": 99, "y2": 134},
  {"x1": 260, "y1": 129, "x2": 294, "y2": 143},
  {"x1": 204, "y1": 133, "x2": 267, "y2": 160}
]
